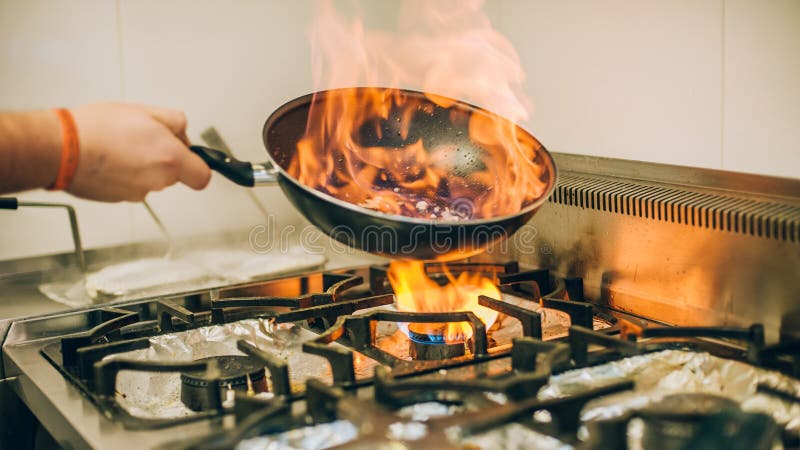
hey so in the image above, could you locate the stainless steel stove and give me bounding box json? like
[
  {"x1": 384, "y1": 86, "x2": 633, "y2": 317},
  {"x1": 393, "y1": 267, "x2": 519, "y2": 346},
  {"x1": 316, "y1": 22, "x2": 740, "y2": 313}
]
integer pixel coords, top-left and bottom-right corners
[{"x1": 1, "y1": 154, "x2": 798, "y2": 450}]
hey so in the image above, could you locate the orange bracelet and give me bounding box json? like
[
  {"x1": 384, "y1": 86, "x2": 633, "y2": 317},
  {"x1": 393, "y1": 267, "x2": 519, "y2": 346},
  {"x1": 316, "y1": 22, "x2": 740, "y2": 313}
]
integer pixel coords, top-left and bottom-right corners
[{"x1": 48, "y1": 108, "x2": 80, "y2": 191}]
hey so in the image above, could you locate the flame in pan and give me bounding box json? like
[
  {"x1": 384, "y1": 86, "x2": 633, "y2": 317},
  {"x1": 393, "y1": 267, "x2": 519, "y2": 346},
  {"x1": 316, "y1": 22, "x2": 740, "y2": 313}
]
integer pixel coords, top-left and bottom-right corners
[{"x1": 290, "y1": 0, "x2": 551, "y2": 221}]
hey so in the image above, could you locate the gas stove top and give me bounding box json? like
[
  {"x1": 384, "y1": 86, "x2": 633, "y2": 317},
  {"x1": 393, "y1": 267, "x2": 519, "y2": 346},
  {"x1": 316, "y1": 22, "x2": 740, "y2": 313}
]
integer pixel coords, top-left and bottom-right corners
[
  {"x1": 2, "y1": 154, "x2": 798, "y2": 450},
  {"x1": 2, "y1": 262, "x2": 799, "y2": 450}
]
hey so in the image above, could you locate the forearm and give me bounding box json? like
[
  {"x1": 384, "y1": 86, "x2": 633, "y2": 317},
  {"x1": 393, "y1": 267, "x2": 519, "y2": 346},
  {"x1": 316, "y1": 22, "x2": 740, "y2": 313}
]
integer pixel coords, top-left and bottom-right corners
[
  {"x1": 0, "y1": 110, "x2": 61, "y2": 194},
  {"x1": 0, "y1": 103, "x2": 209, "y2": 202}
]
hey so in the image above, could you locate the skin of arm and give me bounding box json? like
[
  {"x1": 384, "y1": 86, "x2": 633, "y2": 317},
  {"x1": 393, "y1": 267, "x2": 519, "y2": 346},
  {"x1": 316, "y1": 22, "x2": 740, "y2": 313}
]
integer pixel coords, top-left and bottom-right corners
[
  {"x1": 0, "y1": 110, "x2": 62, "y2": 193},
  {"x1": 0, "y1": 103, "x2": 211, "y2": 202}
]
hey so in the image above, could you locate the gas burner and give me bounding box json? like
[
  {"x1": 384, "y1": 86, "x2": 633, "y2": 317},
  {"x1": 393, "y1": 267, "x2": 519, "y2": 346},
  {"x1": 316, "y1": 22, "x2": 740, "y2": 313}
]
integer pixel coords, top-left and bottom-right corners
[
  {"x1": 407, "y1": 327, "x2": 467, "y2": 360},
  {"x1": 641, "y1": 392, "x2": 739, "y2": 420},
  {"x1": 639, "y1": 394, "x2": 767, "y2": 450},
  {"x1": 639, "y1": 393, "x2": 738, "y2": 442},
  {"x1": 180, "y1": 356, "x2": 268, "y2": 412}
]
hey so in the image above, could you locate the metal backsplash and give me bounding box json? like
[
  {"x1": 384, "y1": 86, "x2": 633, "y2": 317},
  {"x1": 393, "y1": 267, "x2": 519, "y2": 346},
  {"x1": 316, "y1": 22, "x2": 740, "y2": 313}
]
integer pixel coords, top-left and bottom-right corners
[{"x1": 510, "y1": 153, "x2": 800, "y2": 341}]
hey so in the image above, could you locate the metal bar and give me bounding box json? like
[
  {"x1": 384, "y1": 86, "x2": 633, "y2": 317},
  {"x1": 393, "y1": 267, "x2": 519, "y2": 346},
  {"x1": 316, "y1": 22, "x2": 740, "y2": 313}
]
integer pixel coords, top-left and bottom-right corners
[
  {"x1": 479, "y1": 295, "x2": 542, "y2": 339},
  {"x1": 17, "y1": 201, "x2": 86, "y2": 272},
  {"x1": 236, "y1": 340, "x2": 291, "y2": 397}
]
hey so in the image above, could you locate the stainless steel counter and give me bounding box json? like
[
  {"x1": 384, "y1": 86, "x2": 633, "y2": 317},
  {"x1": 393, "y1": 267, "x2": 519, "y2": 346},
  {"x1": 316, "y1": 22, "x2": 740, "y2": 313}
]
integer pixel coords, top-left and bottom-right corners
[
  {"x1": 0, "y1": 235, "x2": 387, "y2": 322},
  {"x1": 0, "y1": 278, "x2": 71, "y2": 320},
  {"x1": 0, "y1": 239, "x2": 166, "y2": 321}
]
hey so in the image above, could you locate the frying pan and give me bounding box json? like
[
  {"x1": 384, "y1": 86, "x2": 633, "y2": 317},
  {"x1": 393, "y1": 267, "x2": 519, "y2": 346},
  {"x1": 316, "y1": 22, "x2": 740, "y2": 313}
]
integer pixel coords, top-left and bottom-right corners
[{"x1": 189, "y1": 88, "x2": 557, "y2": 261}]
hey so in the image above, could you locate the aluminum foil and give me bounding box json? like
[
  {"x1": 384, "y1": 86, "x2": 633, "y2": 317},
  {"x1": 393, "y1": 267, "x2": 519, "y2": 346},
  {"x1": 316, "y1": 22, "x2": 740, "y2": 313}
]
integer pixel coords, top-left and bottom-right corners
[
  {"x1": 397, "y1": 401, "x2": 466, "y2": 421},
  {"x1": 222, "y1": 349, "x2": 800, "y2": 449},
  {"x1": 107, "y1": 318, "x2": 378, "y2": 419},
  {"x1": 445, "y1": 349, "x2": 799, "y2": 450},
  {"x1": 540, "y1": 349, "x2": 800, "y2": 433},
  {"x1": 235, "y1": 410, "x2": 573, "y2": 449},
  {"x1": 235, "y1": 401, "x2": 469, "y2": 450},
  {"x1": 236, "y1": 421, "x2": 358, "y2": 450},
  {"x1": 461, "y1": 423, "x2": 573, "y2": 450},
  {"x1": 40, "y1": 247, "x2": 326, "y2": 307},
  {"x1": 387, "y1": 402, "x2": 473, "y2": 444}
]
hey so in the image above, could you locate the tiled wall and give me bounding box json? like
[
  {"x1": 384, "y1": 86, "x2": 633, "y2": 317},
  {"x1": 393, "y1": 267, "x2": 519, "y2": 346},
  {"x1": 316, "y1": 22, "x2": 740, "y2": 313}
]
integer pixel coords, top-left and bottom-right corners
[
  {"x1": 499, "y1": 0, "x2": 800, "y2": 177},
  {"x1": 1, "y1": 0, "x2": 798, "y2": 261},
  {"x1": 0, "y1": 0, "x2": 311, "y2": 261}
]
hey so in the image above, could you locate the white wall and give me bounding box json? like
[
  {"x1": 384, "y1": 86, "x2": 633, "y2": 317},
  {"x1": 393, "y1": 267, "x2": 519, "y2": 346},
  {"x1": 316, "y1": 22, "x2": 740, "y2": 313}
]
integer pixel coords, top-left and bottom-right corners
[
  {"x1": 0, "y1": 0, "x2": 312, "y2": 261},
  {"x1": 1, "y1": 0, "x2": 798, "y2": 262},
  {"x1": 495, "y1": 0, "x2": 800, "y2": 177}
]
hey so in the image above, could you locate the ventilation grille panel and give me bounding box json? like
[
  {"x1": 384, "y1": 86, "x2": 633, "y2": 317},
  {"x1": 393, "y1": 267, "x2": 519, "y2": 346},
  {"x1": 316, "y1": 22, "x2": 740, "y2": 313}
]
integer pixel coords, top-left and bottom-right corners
[{"x1": 549, "y1": 173, "x2": 800, "y2": 242}]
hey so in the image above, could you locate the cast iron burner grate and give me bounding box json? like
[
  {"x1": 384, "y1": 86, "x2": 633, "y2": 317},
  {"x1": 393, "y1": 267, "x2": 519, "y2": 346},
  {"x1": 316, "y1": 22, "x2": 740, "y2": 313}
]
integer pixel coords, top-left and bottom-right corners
[
  {"x1": 172, "y1": 321, "x2": 798, "y2": 450},
  {"x1": 36, "y1": 261, "x2": 800, "y2": 446},
  {"x1": 39, "y1": 262, "x2": 594, "y2": 428}
]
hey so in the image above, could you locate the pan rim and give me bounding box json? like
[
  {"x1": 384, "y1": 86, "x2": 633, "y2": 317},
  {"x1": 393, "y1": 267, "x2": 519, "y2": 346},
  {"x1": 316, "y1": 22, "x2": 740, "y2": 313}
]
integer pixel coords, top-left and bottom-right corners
[{"x1": 262, "y1": 87, "x2": 558, "y2": 228}]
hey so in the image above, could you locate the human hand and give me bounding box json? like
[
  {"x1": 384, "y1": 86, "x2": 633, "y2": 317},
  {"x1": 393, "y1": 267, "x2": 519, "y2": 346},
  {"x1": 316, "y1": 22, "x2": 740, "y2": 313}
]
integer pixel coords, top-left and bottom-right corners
[{"x1": 67, "y1": 102, "x2": 211, "y2": 202}]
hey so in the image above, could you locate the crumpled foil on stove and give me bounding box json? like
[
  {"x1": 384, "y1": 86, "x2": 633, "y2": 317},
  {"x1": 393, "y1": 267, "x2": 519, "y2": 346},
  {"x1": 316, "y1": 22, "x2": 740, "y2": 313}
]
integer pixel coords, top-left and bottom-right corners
[
  {"x1": 448, "y1": 349, "x2": 799, "y2": 450},
  {"x1": 40, "y1": 247, "x2": 326, "y2": 307},
  {"x1": 235, "y1": 418, "x2": 571, "y2": 450},
  {"x1": 397, "y1": 401, "x2": 466, "y2": 421},
  {"x1": 461, "y1": 423, "x2": 573, "y2": 450},
  {"x1": 540, "y1": 349, "x2": 800, "y2": 433},
  {"x1": 236, "y1": 420, "x2": 358, "y2": 450},
  {"x1": 236, "y1": 400, "x2": 470, "y2": 450},
  {"x1": 226, "y1": 349, "x2": 800, "y2": 450},
  {"x1": 107, "y1": 318, "x2": 378, "y2": 419}
]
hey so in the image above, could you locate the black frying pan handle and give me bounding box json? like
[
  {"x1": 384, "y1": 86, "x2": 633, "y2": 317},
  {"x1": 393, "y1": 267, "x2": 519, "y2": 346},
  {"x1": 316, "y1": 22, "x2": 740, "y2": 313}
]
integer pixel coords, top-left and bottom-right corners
[
  {"x1": 189, "y1": 145, "x2": 255, "y2": 187},
  {"x1": 0, "y1": 197, "x2": 19, "y2": 209}
]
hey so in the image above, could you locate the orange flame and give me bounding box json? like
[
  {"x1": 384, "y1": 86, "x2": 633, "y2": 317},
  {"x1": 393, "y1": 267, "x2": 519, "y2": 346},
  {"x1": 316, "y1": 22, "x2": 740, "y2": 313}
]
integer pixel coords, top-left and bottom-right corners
[
  {"x1": 290, "y1": 1, "x2": 549, "y2": 221},
  {"x1": 388, "y1": 260, "x2": 500, "y2": 342}
]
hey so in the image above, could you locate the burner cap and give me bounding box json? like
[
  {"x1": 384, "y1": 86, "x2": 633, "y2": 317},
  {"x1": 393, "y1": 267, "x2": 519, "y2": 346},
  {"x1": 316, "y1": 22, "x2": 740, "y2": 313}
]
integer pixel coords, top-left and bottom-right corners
[
  {"x1": 409, "y1": 338, "x2": 466, "y2": 360},
  {"x1": 640, "y1": 393, "x2": 739, "y2": 420},
  {"x1": 408, "y1": 328, "x2": 451, "y2": 344},
  {"x1": 407, "y1": 328, "x2": 468, "y2": 360},
  {"x1": 640, "y1": 393, "x2": 741, "y2": 450},
  {"x1": 180, "y1": 355, "x2": 266, "y2": 387},
  {"x1": 180, "y1": 355, "x2": 267, "y2": 411}
]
